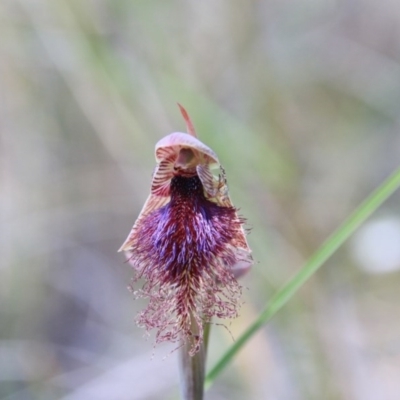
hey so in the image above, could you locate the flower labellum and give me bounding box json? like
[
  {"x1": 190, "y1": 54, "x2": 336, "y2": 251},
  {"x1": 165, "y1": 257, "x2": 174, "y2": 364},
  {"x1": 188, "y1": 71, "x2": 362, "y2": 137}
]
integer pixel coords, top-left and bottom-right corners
[{"x1": 119, "y1": 105, "x2": 253, "y2": 355}]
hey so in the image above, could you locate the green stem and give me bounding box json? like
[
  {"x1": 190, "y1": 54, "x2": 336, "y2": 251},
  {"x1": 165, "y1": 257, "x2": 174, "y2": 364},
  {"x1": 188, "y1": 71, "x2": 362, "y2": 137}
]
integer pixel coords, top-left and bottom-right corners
[{"x1": 205, "y1": 165, "x2": 400, "y2": 388}]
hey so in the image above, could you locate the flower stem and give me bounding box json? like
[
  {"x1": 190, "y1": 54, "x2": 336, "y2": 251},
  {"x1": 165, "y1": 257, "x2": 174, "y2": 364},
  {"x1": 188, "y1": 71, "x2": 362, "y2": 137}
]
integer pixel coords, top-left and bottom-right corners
[{"x1": 178, "y1": 317, "x2": 210, "y2": 400}]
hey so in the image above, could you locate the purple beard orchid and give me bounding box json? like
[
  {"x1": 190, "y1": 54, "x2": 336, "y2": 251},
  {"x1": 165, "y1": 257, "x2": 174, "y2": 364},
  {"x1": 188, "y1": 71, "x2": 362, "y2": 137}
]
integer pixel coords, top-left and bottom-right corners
[{"x1": 119, "y1": 105, "x2": 253, "y2": 355}]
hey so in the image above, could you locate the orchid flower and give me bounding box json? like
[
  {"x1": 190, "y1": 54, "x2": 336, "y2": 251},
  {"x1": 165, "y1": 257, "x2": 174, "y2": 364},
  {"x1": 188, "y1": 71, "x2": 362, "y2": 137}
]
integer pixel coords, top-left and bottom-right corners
[{"x1": 119, "y1": 105, "x2": 253, "y2": 356}]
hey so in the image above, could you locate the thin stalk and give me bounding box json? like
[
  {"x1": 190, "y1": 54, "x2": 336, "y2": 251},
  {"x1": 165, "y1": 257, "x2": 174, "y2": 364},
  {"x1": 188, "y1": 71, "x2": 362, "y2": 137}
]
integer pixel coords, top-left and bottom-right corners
[{"x1": 178, "y1": 317, "x2": 210, "y2": 400}]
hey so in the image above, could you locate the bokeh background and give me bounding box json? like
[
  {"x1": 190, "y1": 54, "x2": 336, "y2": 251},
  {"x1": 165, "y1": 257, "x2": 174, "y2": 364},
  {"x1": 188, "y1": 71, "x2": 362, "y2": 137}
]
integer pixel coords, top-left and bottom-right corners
[{"x1": 2, "y1": 1, "x2": 400, "y2": 399}]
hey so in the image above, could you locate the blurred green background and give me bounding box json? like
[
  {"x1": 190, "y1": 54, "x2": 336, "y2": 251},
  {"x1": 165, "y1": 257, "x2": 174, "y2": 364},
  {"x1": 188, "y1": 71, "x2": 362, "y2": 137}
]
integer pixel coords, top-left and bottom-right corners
[{"x1": 1, "y1": 1, "x2": 400, "y2": 399}]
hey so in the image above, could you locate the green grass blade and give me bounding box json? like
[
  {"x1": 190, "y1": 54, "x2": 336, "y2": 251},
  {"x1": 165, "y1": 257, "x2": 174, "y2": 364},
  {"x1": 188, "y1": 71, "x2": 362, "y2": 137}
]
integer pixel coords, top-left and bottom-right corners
[{"x1": 205, "y1": 165, "x2": 400, "y2": 389}]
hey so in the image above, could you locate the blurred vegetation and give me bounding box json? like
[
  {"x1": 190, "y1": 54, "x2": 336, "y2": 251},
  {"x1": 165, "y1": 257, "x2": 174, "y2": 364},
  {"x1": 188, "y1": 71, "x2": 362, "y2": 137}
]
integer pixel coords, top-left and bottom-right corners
[{"x1": 1, "y1": 1, "x2": 400, "y2": 399}]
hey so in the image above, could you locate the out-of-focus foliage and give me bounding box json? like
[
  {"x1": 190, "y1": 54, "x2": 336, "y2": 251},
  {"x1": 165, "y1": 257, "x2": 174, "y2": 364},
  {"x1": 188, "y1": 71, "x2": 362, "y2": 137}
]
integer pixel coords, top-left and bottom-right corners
[{"x1": 1, "y1": 1, "x2": 400, "y2": 399}]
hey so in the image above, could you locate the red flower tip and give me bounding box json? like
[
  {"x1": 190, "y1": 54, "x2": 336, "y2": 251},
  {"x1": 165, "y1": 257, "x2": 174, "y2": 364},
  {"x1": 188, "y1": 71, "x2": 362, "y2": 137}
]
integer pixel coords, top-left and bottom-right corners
[{"x1": 177, "y1": 103, "x2": 197, "y2": 137}]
